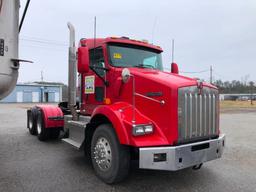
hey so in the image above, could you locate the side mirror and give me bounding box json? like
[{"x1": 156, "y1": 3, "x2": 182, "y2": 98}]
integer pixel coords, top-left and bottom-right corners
[
  {"x1": 121, "y1": 68, "x2": 131, "y2": 83},
  {"x1": 171, "y1": 62, "x2": 179, "y2": 74},
  {"x1": 77, "y1": 47, "x2": 89, "y2": 73}
]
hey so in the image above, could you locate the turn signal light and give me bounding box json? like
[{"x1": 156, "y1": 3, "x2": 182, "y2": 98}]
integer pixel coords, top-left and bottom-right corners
[{"x1": 104, "y1": 98, "x2": 111, "y2": 105}]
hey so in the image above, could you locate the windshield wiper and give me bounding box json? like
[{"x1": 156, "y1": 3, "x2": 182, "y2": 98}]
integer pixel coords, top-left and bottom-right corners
[{"x1": 134, "y1": 64, "x2": 154, "y2": 69}]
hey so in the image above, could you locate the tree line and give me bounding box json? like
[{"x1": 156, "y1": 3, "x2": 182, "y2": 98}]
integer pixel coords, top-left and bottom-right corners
[{"x1": 213, "y1": 80, "x2": 255, "y2": 94}]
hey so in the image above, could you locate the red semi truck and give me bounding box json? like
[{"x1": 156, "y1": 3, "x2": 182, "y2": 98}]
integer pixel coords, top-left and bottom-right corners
[{"x1": 27, "y1": 23, "x2": 225, "y2": 184}]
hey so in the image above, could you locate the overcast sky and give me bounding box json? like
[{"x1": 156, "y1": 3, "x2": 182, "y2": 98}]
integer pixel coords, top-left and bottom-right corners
[{"x1": 18, "y1": 0, "x2": 256, "y2": 84}]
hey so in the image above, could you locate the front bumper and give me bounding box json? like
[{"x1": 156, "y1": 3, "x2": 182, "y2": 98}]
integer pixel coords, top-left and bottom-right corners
[{"x1": 139, "y1": 134, "x2": 225, "y2": 171}]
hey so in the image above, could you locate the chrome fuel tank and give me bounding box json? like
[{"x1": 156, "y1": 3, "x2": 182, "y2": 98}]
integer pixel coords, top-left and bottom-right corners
[{"x1": 0, "y1": 0, "x2": 20, "y2": 100}]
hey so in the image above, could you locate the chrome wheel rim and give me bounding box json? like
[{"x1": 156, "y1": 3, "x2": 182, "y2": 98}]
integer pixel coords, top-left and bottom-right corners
[
  {"x1": 37, "y1": 116, "x2": 42, "y2": 134},
  {"x1": 93, "y1": 137, "x2": 112, "y2": 171}
]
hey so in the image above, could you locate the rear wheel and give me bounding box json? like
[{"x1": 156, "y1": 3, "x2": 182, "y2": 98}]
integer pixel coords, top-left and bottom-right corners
[
  {"x1": 37, "y1": 110, "x2": 49, "y2": 141},
  {"x1": 91, "y1": 124, "x2": 130, "y2": 184},
  {"x1": 27, "y1": 110, "x2": 37, "y2": 135}
]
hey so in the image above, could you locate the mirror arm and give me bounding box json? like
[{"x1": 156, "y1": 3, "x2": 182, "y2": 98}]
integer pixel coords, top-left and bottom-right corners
[
  {"x1": 90, "y1": 66, "x2": 110, "y2": 71},
  {"x1": 89, "y1": 66, "x2": 109, "y2": 86}
]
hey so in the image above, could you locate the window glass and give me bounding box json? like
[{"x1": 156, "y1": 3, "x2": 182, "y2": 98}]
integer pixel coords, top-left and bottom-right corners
[
  {"x1": 143, "y1": 56, "x2": 158, "y2": 68},
  {"x1": 89, "y1": 47, "x2": 105, "y2": 77},
  {"x1": 108, "y1": 44, "x2": 163, "y2": 70}
]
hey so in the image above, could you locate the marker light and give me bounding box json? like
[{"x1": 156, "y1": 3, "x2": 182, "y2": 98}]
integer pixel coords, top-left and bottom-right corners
[{"x1": 104, "y1": 98, "x2": 111, "y2": 105}]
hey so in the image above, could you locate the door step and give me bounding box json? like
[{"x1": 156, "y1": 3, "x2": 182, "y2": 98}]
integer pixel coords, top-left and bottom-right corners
[
  {"x1": 62, "y1": 115, "x2": 90, "y2": 150},
  {"x1": 62, "y1": 138, "x2": 81, "y2": 149}
]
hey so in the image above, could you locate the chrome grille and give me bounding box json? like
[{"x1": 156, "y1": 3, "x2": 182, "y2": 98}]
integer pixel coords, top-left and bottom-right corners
[{"x1": 178, "y1": 86, "x2": 219, "y2": 143}]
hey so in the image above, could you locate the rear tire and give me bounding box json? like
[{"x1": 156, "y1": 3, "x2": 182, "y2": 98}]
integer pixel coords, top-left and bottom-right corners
[
  {"x1": 91, "y1": 124, "x2": 130, "y2": 184},
  {"x1": 27, "y1": 110, "x2": 37, "y2": 135},
  {"x1": 37, "y1": 110, "x2": 50, "y2": 141}
]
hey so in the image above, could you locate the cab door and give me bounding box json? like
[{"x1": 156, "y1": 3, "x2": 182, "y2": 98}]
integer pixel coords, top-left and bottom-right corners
[{"x1": 83, "y1": 47, "x2": 106, "y2": 114}]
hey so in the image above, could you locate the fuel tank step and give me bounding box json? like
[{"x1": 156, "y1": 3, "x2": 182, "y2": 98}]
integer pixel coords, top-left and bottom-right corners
[{"x1": 62, "y1": 115, "x2": 90, "y2": 149}]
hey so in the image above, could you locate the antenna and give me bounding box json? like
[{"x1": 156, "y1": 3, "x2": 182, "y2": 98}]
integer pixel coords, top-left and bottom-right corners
[
  {"x1": 171, "y1": 39, "x2": 175, "y2": 63},
  {"x1": 151, "y1": 17, "x2": 157, "y2": 44},
  {"x1": 93, "y1": 16, "x2": 97, "y2": 67}
]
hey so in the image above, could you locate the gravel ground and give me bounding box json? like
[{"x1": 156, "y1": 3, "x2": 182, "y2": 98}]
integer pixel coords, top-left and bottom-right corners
[{"x1": 0, "y1": 103, "x2": 255, "y2": 192}]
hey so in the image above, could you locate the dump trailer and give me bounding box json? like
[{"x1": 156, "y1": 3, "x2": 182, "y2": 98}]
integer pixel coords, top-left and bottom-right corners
[{"x1": 27, "y1": 23, "x2": 225, "y2": 184}]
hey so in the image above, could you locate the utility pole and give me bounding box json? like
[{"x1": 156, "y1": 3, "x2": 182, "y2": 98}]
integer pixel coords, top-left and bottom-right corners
[
  {"x1": 210, "y1": 65, "x2": 213, "y2": 84},
  {"x1": 41, "y1": 70, "x2": 44, "y2": 82},
  {"x1": 249, "y1": 81, "x2": 254, "y2": 105}
]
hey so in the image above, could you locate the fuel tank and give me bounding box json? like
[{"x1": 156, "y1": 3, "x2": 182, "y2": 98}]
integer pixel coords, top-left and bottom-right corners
[{"x1": 0, "y1": 0, "x2": 20, "y2": 100}]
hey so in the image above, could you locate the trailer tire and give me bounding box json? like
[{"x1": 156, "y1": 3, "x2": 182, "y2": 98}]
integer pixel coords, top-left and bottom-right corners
[
  {"x1": 36, "y1": 110, "x2": 50, "y2": 141},
  {"x1": 27, "y1": 110, "x2": 37, "y2": 135},
  {"x1": 91, "y1": 124, "x2": 130, "y2": 184}
]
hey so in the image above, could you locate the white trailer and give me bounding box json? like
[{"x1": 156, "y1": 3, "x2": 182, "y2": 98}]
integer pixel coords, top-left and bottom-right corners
[{"x1": 0, "y1": 0, "x2": 31, "y2": 100}]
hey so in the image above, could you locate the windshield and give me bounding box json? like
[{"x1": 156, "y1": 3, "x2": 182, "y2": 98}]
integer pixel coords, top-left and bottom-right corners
[{"x1": 108, "y1": 44, "x2": 163, "y2": 70}]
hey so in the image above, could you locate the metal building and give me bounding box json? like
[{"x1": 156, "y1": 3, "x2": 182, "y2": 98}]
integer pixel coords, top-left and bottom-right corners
[
  {"x1": 0, "y1": 83, "x2": 62, "y2": 103},
  {"x1": 220, "y1": 93, "x2": 256, "y2": 101}
]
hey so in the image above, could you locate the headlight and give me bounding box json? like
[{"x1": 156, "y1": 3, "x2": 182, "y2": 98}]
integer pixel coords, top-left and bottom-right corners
[{"x1": 133, "y1": 124, "x2": 154, "y2": 136}]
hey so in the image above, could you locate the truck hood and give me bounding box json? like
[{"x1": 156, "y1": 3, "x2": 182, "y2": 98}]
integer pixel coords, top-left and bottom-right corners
[
  {"x1": 129, "y1": 68, "x2": 216, "y2": 89},
  {"x1": 113, "y1": 67, "x2": 218, "y2": 146},
  {"x1": 124, "y1": 68, "x2": 218, "y2": 146}
]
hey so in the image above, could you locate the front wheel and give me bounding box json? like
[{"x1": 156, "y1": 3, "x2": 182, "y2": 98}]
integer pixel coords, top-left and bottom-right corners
[{"x1": 91, "y1": 124, "x2": 130, "y2": 184}]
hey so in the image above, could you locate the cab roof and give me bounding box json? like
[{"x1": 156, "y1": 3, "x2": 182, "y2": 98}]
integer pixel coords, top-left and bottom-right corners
[{"x1": 79, "y1": 37, "x2": 163, "y2": 52}]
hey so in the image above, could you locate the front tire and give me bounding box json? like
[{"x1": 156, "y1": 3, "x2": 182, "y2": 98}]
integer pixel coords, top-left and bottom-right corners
[{"x1": 91, "y1": 124, "x2": 130, "y2": 184}]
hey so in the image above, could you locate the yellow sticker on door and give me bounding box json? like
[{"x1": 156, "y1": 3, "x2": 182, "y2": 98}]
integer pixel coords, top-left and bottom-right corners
[
  {"x1": 113, "y1": 53, "x2": 122, "y2": 59},
  {"x1": 85, "y1": 76, "x2": 95, "y2": 94}
]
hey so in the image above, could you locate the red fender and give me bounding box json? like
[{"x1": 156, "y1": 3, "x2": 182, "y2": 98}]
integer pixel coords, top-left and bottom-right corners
[
  {"x1": 92, "y1": 102, "x2": 130, "y2": 145},
  {"x1": 36, "y1": 105, "x2": 64, "y2": 128},
  {"x1": 91, "y1": 102, "x2": 169, "y2": 147}
]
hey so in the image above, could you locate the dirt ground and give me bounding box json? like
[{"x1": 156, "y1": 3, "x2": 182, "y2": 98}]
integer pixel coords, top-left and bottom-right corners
[{"x1": 0, "y1": 103, "x2": 255, "y2": 192}]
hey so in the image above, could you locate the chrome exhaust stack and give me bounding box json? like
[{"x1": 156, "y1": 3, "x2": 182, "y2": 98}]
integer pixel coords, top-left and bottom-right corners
[{"x1": 67, "y1": 22, "x2": 78, "y2": 121}]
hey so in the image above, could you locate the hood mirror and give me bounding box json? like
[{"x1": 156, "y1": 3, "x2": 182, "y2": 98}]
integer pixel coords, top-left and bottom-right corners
[
  {"x1": 171, "y1": 62, "x2": 179, "y2": 74},
  {"x1": 121, "y1": 68, "x2": 131, "y2": 83}
]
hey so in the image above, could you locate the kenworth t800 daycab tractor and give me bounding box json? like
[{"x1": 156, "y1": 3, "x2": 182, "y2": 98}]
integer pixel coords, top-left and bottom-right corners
[{"x1": 27, "y1": 23, "x2": 225, "y2": 184}]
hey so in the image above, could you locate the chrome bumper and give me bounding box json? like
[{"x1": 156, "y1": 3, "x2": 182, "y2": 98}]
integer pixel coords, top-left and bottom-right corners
[{"x1": 139, "y1": 134, "x2": 225, "y2": 171}]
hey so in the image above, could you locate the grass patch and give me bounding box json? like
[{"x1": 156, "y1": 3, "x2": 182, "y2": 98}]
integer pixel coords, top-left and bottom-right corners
[
  {"x1": 220, "y1": 100, "x2": 256, "y2": 113},
  {"x1": 220, "y1": 100, "x2": 256, "y2": 109}
]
